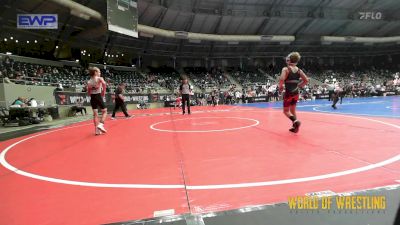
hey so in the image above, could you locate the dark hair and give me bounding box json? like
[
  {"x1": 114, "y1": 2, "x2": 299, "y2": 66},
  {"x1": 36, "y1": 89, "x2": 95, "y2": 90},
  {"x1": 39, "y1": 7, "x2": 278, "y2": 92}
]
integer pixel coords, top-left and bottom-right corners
[{"x1": 88, "y1": 67, "x2": 99, "y2": 77}]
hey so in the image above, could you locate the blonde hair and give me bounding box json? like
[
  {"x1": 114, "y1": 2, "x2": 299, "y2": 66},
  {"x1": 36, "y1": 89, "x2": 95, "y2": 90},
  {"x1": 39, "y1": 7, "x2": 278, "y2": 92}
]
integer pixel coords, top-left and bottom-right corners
[
  {"x1": 288, "y1": 52, "x2": 301, "y2": 64},
  {"x1": 88, "y1": 66, "x2": 100, "y2": 77}
]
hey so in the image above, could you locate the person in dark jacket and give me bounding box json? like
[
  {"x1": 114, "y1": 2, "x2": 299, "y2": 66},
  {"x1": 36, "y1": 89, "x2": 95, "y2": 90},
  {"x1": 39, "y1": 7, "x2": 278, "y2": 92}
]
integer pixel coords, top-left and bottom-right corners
[{"x1": 111, "y1": 83, "x2": 132, "y2": 119}]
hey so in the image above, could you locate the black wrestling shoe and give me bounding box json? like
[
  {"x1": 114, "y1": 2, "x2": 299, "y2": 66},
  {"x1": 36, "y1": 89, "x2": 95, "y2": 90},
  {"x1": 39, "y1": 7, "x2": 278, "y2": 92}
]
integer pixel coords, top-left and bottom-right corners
[
  {"x1": 292, "y1": 120, "x2": 301, "y2": 133},
  {"x1": 289, "y1": 127, "x2": 296, "y2": 133},
  {"x1": 332, "y1": 105, "x2": 337, "y2": 109},
  {"x1": 183, "y1": 111, "x2": 185, "y2": 115}
]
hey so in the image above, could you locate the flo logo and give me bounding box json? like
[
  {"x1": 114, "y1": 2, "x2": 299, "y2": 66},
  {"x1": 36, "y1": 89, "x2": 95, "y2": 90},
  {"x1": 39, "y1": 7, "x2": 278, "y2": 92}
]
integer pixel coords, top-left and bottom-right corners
[{"x1": 359, "y1": 12, "x2": 382, "y2": 20}]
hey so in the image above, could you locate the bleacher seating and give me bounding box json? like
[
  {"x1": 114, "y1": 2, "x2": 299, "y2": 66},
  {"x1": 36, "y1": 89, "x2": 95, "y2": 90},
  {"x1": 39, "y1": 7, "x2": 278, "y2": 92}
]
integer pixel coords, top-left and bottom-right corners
[
  {"x1": 1, "y1": 55, "x2": 399, "y2": 99},
  {"x1": 184, "y1": 67, "x2": 232, "y2": 91}
]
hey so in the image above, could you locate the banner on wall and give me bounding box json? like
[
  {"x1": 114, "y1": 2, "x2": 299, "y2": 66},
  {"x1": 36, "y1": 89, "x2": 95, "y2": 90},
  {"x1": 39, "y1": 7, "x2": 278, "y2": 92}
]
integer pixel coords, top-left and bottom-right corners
[{"x1": 54, "y1": 92, "x2": 167, "y2": 106}]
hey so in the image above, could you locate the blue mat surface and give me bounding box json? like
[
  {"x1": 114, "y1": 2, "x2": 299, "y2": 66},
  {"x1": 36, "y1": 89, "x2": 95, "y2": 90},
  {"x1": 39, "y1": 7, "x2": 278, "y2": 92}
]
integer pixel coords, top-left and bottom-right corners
[{"x1": 240, "y1": 96, "x2": 400, "y2": 118}]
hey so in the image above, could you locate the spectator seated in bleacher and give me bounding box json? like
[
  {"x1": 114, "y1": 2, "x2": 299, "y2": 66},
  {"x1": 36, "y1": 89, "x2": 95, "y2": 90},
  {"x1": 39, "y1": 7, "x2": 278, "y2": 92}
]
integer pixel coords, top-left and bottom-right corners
[{"x1": 55, "y1": 84, "x2": 64, "y2": 91}]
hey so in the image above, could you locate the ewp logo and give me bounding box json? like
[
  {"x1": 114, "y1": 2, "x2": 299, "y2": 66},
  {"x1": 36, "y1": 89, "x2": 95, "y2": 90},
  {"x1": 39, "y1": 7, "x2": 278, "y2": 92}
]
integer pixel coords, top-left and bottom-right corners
[{"x1": 17, "y1": 14, "x2": 58, "y2": 29}]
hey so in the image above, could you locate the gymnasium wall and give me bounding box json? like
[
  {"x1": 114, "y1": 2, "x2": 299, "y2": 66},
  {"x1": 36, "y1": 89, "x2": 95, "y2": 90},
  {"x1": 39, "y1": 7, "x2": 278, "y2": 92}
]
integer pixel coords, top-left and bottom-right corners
[{"x1": 0, "y1": 83, "x2": 56, "y2": 107}]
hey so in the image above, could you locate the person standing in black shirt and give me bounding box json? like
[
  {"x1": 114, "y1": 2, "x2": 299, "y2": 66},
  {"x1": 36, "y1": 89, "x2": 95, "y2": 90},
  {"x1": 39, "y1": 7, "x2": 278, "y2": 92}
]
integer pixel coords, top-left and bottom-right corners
[
  {"x1": 179, "y1": 78, "x2": 192, "y2": 115},
  {"x1": 331, "y1": 84, "x2": 343, "y2": 110},
  {"x1": 211, "y1": 90, "x2": 217, "y2": 107},
  {"x1": 111, "y1": 83, "x2": 131, "y2": 119}
]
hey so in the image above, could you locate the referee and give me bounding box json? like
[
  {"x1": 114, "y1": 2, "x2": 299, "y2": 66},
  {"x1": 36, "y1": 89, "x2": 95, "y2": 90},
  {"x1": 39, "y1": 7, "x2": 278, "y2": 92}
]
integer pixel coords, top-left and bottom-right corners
[
  {"x1": 111, "y1": 83, "x2": 131, "y2": 119},
  {"x1": 179, "y1": 78, "x2": 192, "y2": 115},
  {"x1": 211, "y1": 89, "x2": 217, "y2": 106}
]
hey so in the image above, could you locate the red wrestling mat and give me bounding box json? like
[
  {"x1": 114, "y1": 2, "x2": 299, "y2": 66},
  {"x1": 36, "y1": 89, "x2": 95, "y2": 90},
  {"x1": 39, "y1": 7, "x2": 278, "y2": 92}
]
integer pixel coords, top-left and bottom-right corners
[{"x1": 0, "y1": 106, "x2": 399, "y2": 224}]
